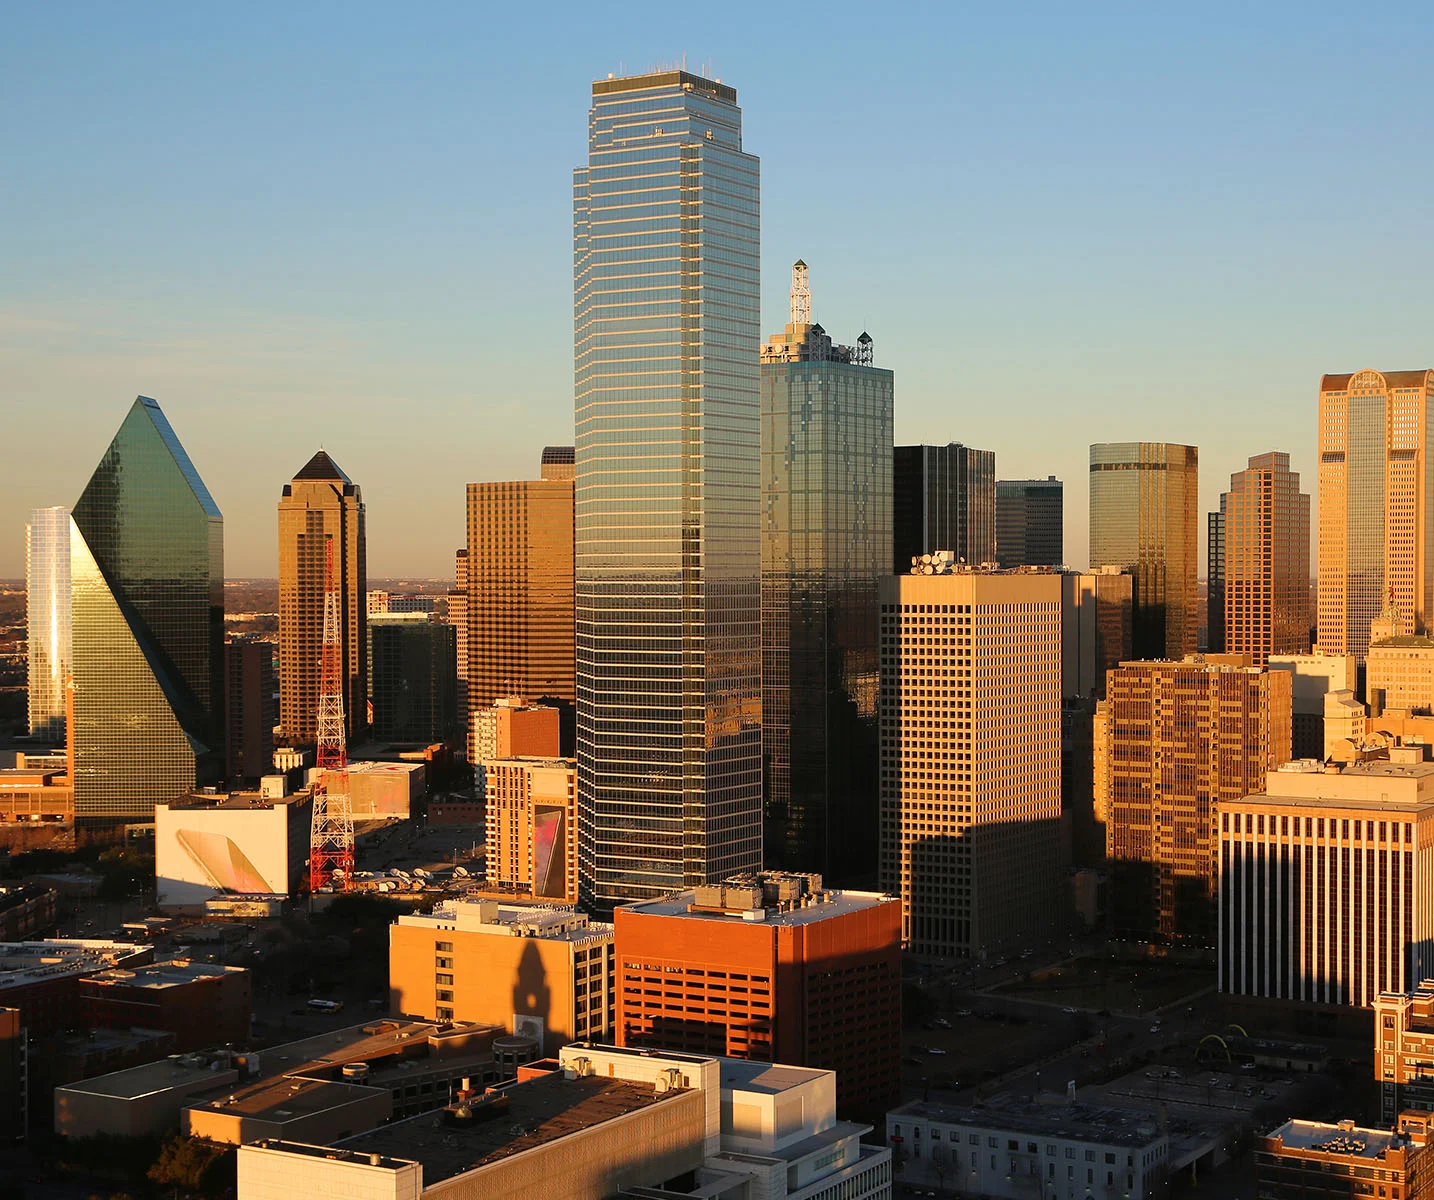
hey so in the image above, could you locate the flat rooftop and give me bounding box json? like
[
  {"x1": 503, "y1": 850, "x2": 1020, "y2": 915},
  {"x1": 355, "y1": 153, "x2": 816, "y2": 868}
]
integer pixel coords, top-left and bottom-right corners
[
  {"x1": 165, "y1": 791, "x2": 310, "y2": 811},
  {"x1": 188, "y1": 1076, "x2": 379, "y2": 1123},
  {"x1": 61, "y1": 1053, "x2": 235, "y2": 1099},
  {"x1": 342, "y1": 1074, "x2": 694, "y2": 1184},
  {"x1": 718, "y1": 1060, "x2": 827, "y2": 1095},
  {"x1": 625, "y1": 889, "x2": 895, "y2": 928},
  {"x1": 85, "y1": 960, "x2": 247, "y2": 990},
  {"x1": 893, "y1": 1100, "x2": 1165, "y2": 1148},
  {"x1": 0, "y1": 939, "x2": 149, "y2": 987},
  {"x1": 1268, "y1": 1120, "x2": 1405, "y2": 1158}
]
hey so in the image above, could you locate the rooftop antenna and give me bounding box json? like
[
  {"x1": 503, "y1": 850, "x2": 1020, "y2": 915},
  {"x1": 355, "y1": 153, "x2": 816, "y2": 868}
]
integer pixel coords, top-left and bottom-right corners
[{"x1": 790, "y1": 260, "x2": 811, "y2": 326}]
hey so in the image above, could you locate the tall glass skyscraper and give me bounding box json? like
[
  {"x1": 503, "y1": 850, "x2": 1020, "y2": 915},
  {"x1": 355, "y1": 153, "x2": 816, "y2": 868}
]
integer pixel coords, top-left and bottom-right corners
[
  {"x1": 71, "y1": 397, "x2": 224, "y2": 820},
  {"x1": 1088, "y1": 442, "x2": 1199, "y2": 660},
  {"x1": 1318, "y1": 370, "x2": 1434, "y2": 662},
  {"x1": 573, "y1": 70, "x2": 761, "y2": 907},
  {"x1": 893, "y1": 443, "x2": 996, "y2": 572},
  {"x1": 25, "y1": 506, "x2": 71, "y2": 743},
  {"x1": 761, "y1": 263, "x2": 892, "y2": 884}
]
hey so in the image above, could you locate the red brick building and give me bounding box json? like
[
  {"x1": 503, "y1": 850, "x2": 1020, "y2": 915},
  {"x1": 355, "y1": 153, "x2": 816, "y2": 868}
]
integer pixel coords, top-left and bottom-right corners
[
  {"x1": 80, "y1": 960, "x2": 251, "y2": 1051},
  {"x1": 614, "y1": 872, "x2": 901, "y2": 1122}
]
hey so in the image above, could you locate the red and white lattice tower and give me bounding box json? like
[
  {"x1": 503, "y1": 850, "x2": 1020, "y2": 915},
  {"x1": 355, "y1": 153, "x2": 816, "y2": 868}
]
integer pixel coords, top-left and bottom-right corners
[{"x1": 309, "y1": 535, "x2": 354, "y2": 891}]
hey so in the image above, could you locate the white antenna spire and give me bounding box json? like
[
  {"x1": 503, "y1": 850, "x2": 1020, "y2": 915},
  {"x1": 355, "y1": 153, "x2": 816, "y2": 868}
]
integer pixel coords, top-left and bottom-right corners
[{"x1": 790, "y1": 259, "x2": 811, "y2": 326}]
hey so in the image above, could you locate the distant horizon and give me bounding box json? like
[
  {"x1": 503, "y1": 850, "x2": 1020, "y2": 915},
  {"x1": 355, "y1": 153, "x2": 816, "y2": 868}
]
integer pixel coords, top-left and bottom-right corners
[{"x1": 4, "y1": 5, "x2": 1432, "y2": 575}]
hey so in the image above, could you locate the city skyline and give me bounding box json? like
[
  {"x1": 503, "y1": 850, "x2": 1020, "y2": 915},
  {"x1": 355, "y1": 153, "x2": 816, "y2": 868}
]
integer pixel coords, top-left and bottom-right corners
[{"x1": 5, "y1": 5, "x2": 1433, "y2": 578}]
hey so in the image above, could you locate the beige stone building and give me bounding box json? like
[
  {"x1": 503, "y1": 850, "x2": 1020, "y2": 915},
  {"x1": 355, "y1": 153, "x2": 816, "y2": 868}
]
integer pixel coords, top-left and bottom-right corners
[
  {"x1": 465, "y1": 473, "x2": 574, "y2": 761},
  {"x1": 1097, "y1": 656, "x2": 1290, "y2": 941},
  {"x1": 1367, "y1": 602, "x2": 1434, "y2": 714},
  {"x1": 878, "y1": 561, "x2": 1063, "y2": 956},
  {"x1": 389, "y1": 899, "x2": 613, "y2": 1056},
  {"x1": 277, "y1": 450, "x2": 366, "y2": 744},
  {"x1": 1219, "y1": 757, "x2": 1434, "y2": 1011},
  {"x1": 1318, "y1": 369, "x2": 1434, "y2": 663},
  {"x1": 1267, "y1": 651, "x2": 1357, "y2": 759},
  {"x1": 483, "y1": 757, "x2": 577, "y2": 902}
]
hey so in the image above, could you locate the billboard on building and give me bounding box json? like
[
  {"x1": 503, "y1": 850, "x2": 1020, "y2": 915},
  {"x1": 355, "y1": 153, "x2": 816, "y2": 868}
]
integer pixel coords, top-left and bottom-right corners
[
  {"x1": 533, "y1": 805, "x2": 566, "y2": 899},
  {"x1": 156, "y1": 800, "x2": 308, "y2": 910}
]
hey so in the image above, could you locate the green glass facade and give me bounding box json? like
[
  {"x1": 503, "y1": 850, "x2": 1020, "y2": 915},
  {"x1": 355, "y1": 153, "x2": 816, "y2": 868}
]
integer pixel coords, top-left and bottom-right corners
[
  {"x1": 368, "y1": 615, "x2": 458, "y2": 746},
  {"x1": 573, "y1": 71, "x2": 761, "y2": 906},
  {"x1": 70, "y1": 397, "x2": 224, "y2": 819},
  {"x1": 761, "y1": 356, "x2": 892, "y2": 884}
]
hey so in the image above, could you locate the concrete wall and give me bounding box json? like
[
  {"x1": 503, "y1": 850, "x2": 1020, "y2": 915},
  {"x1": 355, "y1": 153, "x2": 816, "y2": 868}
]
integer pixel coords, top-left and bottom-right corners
[
  {"x1": 237, "y1": 1144, "x2": 421, "y2": 1200},
  {"x1": 55, "y1": 1067, "x2": 239, "y2": 1138}
]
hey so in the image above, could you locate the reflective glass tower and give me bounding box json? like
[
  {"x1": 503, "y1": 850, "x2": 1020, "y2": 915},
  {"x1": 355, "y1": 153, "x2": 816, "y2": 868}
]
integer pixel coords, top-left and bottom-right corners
[
  {"x1": 893, "y1": 443, "x2": 996, "y2": 572},
  {"x1": 574, "y1": 70, "x2": 761, "y2": 907},
  {"x1": 761, "y1": 262, "x2": 892, "y2": 884},
  {"x1": 71, "y1": 397, "x2": 224, "y2": 819},
  {"x1": 1089, "y1": 442, "x2": 1199, "y2": 659},
  {"x1": 25, "y1": 506, "x2": 71, "y2": 743}
]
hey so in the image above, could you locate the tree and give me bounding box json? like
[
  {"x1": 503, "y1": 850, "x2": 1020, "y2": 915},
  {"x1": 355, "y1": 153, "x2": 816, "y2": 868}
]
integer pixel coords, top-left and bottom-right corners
[{"x1": 147, "y1": 1135, "x2": 235, "y2": 1196}]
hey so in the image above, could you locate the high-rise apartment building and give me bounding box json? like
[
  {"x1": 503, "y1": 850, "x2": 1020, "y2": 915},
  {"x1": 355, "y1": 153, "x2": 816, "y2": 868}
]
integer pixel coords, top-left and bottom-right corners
[
  {"x1": 893, "y1": 444, "x2": 996, "y2": 573},
  {"x1": 1219, "y1": 757, "x2": 1434, "y2": 1010},
  {"x1": 1319, "y1": 370, "x2": 1434, "y2": 663},
  {"x1": 484, "y1": 757, "x2": 578, "y2": 902},
  {"x1": 25, "y1": 506, "x2": 70, "y2": 744},
  {"x1": 995, "y1": 476, "x2": 1063, "y2": 568},
  {"x1": 614, "y1": 873, "x2": 901, "y2": 1123},
  {"x1": 224, "y1": 637, "x2": 273, "y2": 783},
  {"x1": 1098, "y1": 657, "x2": 1290, "y2": 940},
  {"x1": 1215, "y1": 451, "x2": 1310, "y2": 667},
  {"x1": 368, "y1": 613, "x2": 457, "y2": 746},
  {"x1": 760, "y1": 262, "x2": 892, "y2": 884},
  {"x1": 574, "y1": 70, "x2": 761, "y2": 907},
  {"x1": 447, "y1": 549, "x2": 468, "y2": 744},
  {"x1": 878, "y1": 563, "x2": 1064, "y2": 956},
  {"x1": 277, "y1": 450, "x2": 366, "y2": 745},
  {"x1": 1089, "y1": 442, "x2": 1199, "y2": 659},
  {"x1": 70, "y1": 397, "x2": 224, "y2": 820},
  {"x1": 465, "y1": 475, "x2": 574, "y2": 761}
]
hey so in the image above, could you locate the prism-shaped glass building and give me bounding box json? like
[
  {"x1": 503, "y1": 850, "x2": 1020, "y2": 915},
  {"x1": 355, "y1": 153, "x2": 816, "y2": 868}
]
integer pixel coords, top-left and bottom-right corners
[{"x1": 70, "y1": 397, "x2": 224, "y2": 820}]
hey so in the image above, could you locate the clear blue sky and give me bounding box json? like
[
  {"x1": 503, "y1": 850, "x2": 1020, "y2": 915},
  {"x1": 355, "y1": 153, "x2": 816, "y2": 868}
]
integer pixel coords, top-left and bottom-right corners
[{"x1": 3, "y1": 1, "x2": 1431, "y2": 577}]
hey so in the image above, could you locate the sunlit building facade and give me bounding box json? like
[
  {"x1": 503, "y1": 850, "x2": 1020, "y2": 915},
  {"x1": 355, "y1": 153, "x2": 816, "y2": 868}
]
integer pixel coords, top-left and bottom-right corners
[
  {"x1": 25, "y1": 506, "x2": 71, "y2": 743},
  {"x1": 277, "y1": 450, "x2": 366, "y2": 745},
  {"x1": 70, "y1": 397, "x2": 224, "y2": 819},
  {"x1": 1216, "y1": 451, "x2": 1310, "y2": 667},
  {"x1": 573, "y1": 70, "x2": 762, "y2": 907},
  {"x1": 465, "y1": 477, "x2": 574, "y2": 761},
  {"x1": 878, "y1": 566, "x2": 1064, "y2": 957},
  {"x1": 1089, "y1": 442, "x2": 1199, "y2": 659},
  {"x1": 761, "y1": 268, "x2": 892, "y2": 884},
  {"x1": 1318, "y1": 369, "x2": 1434, "y2": 663}
]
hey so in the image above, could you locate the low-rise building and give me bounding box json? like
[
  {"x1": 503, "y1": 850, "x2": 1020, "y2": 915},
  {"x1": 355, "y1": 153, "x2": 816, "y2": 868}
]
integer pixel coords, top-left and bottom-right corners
[
  {"x1": 80, "y1": 960, "x2": 251, "y2": 1051},
  {"x1": 156, "y1": 790, "x2": 313, "y2": 910},
  {"x1": 1256, "y1": 1113, "x2": 1432, "y2": 1200},
  {"x1": 0, "y1": 884, "x2": 57, "y2": 941},
  {"x1": 390, "y1": 899, "x2": 613, "y2": 1054},
  {"x1": 236, "y1": 1043, "x2": 892, "y2": 1200},
  {"x1": 328, "y1": 760, "x2": 425, "y2": 817},
  {"x1": 0, "y1": 1007, "x2": 25, "y2": 1140},
  {"x1": 0, "y1": 939, "x2": 151, "y2": 1036},
  {"x1": 55, "y1": 1018, "x2": 501, "y2": 1141},
  {"x1": 887, "y1": 1100, "x2": 1168, "y2": 1200}
]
